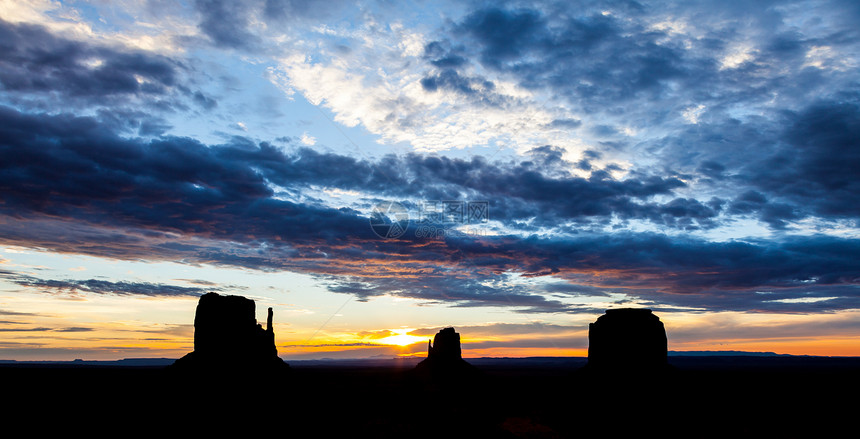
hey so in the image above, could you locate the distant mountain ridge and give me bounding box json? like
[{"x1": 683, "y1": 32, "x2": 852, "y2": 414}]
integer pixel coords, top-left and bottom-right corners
[{"x1": 668, "y1": 350, "x2": 794, "y2": 357}]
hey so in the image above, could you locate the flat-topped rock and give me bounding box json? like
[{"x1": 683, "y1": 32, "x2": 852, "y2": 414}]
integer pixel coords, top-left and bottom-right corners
[
  {"x1": 587, "y1": 308, "x2": 668, "y2": 372},
  {"x1": 171, "y1": 292, "x2": 288, "y2": 372}
]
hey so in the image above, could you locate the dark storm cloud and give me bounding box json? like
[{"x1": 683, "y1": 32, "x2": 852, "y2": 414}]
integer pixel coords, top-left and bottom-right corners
[
  {"x1": 452, "y1": 2, "x2": 857, "y2": 107},
  {"x1": 0, "y1": 19, "x2": 213, "y2": 132},
  {"x1": 0, "y1": 106, "x2": 721, "y2": 239},
  {"x1": 194, "y1": 0, "x2": 353, "y2": 49},
  {"x1": 434, "y1": 232, "x2": 860, "y2": 313},
  {"x1": 260, "y1": 144, "x2": 718, "y2": 230},
  {"x1": 0, "y1": 19, "x2": 175, "y2": 96},
  {"x1": 525, "y1": 233, "x2": 860, "y2": 293},
  {"x1": 745, "y1": 101, "x2": 860, "y2": 220},
  {"x1": 417, "y1": 4, "x2": 711, "y2": 119},
  {"x1": 659, "y1": 97, "x2": 860, "y2": 229},
  {"x1": 397, "y1": 147, "x2": 726, "y2": 231},
  {"x1": 0, "y1": 21, "x2": 171, "y2": 98},
  {"x1": 0, "y1": 106, "x2": 375, "y2": 248},
  {"x1": 194, "y1": 0, "x2": 261, "y2": 49},
  {"x1": 425, "y1": 5, "x2": 691, "y2": 109},
  {"x1": 1, "y1": 105, "x2": 859, "y2": 313},
  {"x1": 420, "y1": 69, "x2": 495, "y2": 96}
]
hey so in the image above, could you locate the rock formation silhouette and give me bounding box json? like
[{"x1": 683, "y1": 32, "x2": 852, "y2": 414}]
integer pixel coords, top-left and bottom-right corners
[
  {"x1": 413, "y1": 327, "x2": 478, "y2": 378},
  {"x1": 427, "y1": 326, "x2": 462, "y2": 360},
  {"x1": 171, "y1": 292, "x2": 288, "y2": 373},
  {"x1": 586, "y1": 308, "x2": 668, "y2": 372}
]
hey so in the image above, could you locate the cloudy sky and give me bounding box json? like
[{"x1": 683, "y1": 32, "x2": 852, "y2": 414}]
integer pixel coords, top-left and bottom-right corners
[{"x1": 1, "y1": 0, "x2": 859, "y2": 361}]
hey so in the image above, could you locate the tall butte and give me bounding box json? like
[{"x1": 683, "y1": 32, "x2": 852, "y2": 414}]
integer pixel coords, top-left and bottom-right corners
[
  {"x1": 413, "y1": 327, "x2": 478, "y2": 377},
  {"x1": 171, "y1": 292, "x2": 289, "y2": 372}
]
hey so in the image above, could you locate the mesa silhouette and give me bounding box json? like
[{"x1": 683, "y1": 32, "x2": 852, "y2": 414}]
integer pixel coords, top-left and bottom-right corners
[
  {"x1": 586, "y1": 308, "x2": 669, "y2": 373},
  {"x1": 171, "y1": 292, "x2": 288, "y2": 373},
  {"x1": 413, "y1": 327, "x2": 479, "y2": 379}
]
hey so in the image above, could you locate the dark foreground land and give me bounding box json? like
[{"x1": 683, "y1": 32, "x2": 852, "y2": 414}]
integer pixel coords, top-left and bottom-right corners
[{"x1": 4, "y1": 356, "x2": 858, "y2": 438}]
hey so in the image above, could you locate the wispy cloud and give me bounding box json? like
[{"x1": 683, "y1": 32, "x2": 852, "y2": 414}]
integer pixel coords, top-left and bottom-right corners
[{"x1": 1, "y1": 271, "x2": 211, "y2": 298}]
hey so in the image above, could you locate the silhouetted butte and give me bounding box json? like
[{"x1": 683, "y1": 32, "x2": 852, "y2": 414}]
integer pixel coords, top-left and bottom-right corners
[
  {"x1": 586, "y1": 308, "x2": 668, "y2": 373},
  {"x1": 413, "y1": 327, "x2": 478, "y2": 378},
  {"x1": 171, "y1": 292, "x2": 288, "y2": 373}
]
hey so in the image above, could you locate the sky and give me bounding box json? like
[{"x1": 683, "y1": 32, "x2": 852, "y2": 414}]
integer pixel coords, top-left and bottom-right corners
[{"x1": 1, "y1": 0, "x2": 859, "y2": 361}]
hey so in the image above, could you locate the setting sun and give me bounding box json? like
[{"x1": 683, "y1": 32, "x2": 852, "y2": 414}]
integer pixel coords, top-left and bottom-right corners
[{"x1": 377, "y1": 330, "x2": 426, "y2": 347}]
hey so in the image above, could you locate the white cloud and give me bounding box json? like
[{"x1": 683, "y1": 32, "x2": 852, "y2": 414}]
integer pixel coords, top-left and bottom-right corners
[
  {"x1": 649, "y1": 17, "x2": 691, "y2": 35},
  {"x1": 270, "y1": 20, "x2": 593, "y2": 157},
  {"x1": 803, "y1": 45, "x2": 857, "y2": 71},
  {"x1": 0, "y1": 0, "x2": 195, "y2": 54},
  {"x1": 682, "y1": 104, "x2": 706, "y2": 124},
  {"x1": 265, "y1": 66, "x2": 297, "y2": 99},
  {"x1": 300, "y1": 132, "x2": 316, "y2": 145},
  {"x1": 0, "y1": 0, "x2": 58, "y2": 23},
  {"x1": 719, "y1": 43, "x2": 757, "y2": 70},
  {"x1": 768, "y1": 297, "x2": 839, "y2": 304}
]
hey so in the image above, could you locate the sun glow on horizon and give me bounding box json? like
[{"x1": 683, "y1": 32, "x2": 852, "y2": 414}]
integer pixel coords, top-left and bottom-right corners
[{"x1": 376, "y1": 329, "x2": 427, "y2": 347}]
